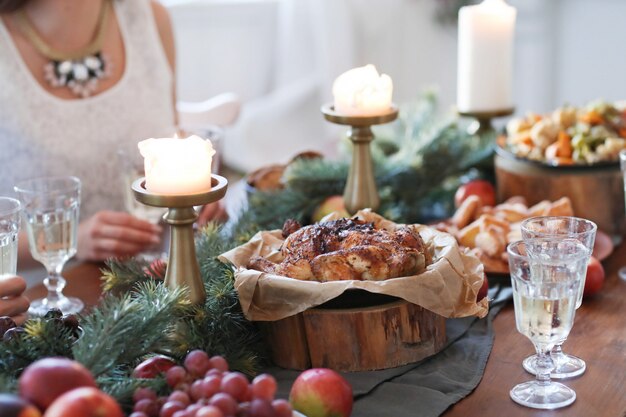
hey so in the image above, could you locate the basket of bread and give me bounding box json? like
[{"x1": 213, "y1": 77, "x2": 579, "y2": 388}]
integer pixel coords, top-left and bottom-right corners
[{"x1": 219, "y1": 210, "x2": 487, "y2": 371}]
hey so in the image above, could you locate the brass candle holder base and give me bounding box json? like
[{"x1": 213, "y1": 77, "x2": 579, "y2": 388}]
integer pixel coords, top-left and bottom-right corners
[
  {"x1": 321, "y1": 103, "x2": 399, "y2": 214},
  {"x1": 458, "y1": 108, "x2": 515, "y2": 135},
  {"x1": 132, "y1": 175, "x2": 228, "y2": 304}
]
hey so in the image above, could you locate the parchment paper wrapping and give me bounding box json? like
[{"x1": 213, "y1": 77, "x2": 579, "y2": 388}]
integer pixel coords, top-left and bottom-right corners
[{"x1": 219, "y1": 210, "x2": 489, "y2": 321}]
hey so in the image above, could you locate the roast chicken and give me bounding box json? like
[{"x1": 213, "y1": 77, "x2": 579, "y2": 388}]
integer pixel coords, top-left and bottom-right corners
[{"x1": 248, "y1": 218, "x2": 430, "y2": 281}]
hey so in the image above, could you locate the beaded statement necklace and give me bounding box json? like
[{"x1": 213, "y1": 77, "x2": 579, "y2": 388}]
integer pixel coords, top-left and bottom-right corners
[{"x1": 15, "y1": 1, "x2": 111, "y2": 98}]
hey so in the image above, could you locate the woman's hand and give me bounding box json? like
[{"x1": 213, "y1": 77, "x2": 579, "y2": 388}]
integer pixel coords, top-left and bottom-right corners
[
  {"x1": 197, "y1": 202, "x2": 228, "y2": 227},
  {"x1": 76, "y1": 211, "x2": 162, "y2": 261},
  {"x1": 0, "y1": 275, "x2": 29, "y2": 325}
]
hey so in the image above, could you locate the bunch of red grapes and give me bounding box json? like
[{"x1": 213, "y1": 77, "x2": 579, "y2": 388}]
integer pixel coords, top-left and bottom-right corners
[{"x1": 131, "y1": 350, "x2": 292, "y2": 417}]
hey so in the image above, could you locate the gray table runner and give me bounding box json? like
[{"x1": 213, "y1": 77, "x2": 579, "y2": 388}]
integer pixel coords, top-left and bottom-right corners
[{"x1": 272, "y1": 286, "x2": 513, "y2": 417}]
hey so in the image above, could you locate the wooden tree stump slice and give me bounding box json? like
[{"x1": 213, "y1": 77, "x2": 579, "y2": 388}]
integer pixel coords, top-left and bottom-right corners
[{"x1": 260, "y1": 298, "x2": 446, "y2": 372}]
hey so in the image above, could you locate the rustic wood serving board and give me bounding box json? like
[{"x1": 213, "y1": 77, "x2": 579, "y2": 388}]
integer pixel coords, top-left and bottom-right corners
[{"x1": 260, "y1": 293, "x2": 446, "y2": 372}]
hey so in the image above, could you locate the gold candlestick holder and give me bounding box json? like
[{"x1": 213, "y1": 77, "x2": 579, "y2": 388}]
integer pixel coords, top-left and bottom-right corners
[
  {"x1": 321, "y1": 104, "x2": 399, "y2": 214},
  {"x1": 132, "y1": 175, "x2": 228, "y2": 304},
  {"x1": 458, "y1": 108, "x2": 515, "y2": 135}
]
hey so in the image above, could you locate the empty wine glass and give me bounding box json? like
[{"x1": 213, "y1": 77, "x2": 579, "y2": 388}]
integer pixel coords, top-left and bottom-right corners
[
  {"x1": 618, "y1": 149, "x2": 626, "y2": 280},
  {"x1": 0, "y1": 197, "x2": 21, "y2": 276},
  {"x1": 14, "y1": 176, "x2": 83, "y2": 315},
  {"x1": 520, "y1": 216, "x2": 596, "y2": 379},
  {"x1": 508, "y1": 239, "x2": 587, "y2": 409}
]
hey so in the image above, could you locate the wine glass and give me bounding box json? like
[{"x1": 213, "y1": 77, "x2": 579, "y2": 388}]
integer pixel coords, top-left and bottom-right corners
[
  {"x1": 14, "y1": 176, "x2": 83, "y2": 315},
  {"x1": 508, "y1": 239, "x2": 587, "y2": 409},
  {"x1": 118, "y1": 148, "x2": 166, "y2": 261},
  {"x1": 0, "y1": 197, "x2": 21, "y2": 276},
  {"x1": 520, "y1": 216, "x2": 596, "y2": 379},
  {"x1": 618, "y1": 149, "x2": 626, "y2": 280}
]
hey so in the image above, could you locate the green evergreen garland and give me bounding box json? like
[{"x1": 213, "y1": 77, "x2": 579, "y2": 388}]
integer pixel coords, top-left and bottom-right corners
[{"x1": 0, "y1": 94, "x2": 494, "y2": 401}]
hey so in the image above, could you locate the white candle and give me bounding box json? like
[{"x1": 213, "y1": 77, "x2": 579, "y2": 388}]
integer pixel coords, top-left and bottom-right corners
[
  {"x1": 332, "y1": 64, "x2": 393, "y2": 116},
  {"x1": 457, "y1": 0, "x2": 516, "y2": 113},
  {"x1": 138, "y1": 135, "x2": 215, "y2": 195}
]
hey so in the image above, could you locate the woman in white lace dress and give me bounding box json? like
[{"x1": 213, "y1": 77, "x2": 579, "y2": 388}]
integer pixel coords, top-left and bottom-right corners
[{"x1": 0, "y1": 0, "x2": 185, "y2": 264}]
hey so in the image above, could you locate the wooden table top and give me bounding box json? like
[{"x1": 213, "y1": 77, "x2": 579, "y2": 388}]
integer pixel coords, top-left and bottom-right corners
[{"x1": 25, "y1": 244, "x2": 626, "y2": 417}]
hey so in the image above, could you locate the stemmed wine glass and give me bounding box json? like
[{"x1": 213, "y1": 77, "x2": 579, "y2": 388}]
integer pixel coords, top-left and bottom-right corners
[
  {"x1": 508, "y1": 239, "x2": 587, "y2": 409},
  {"x1": 520, "y1": 216, "x2": 596, "y2": 379},
  {"x1": 118, "y1": 148, "x2": 166, "y2": 261},
  {"x1": 14, "y1": 176, "x2": 83, "y2": 315},
  {"x1": 0, "y1": 197, "x2": 21, "y2": 276},
  {"x1": 618, "y1": 149, "x2": 626, "y2": 280}
]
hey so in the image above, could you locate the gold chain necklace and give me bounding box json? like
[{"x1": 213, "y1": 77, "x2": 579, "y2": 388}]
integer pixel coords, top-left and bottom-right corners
[{"x1": 15, "y1": 1, "x2": 111, "y2": 98}]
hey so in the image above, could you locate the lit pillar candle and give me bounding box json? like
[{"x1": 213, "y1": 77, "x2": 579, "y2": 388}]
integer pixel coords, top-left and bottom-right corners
[
  {"x1": 333, "y1": 64, "x2": 393, "y2": 116},
  {"x1": 457, "y1": 0, "x2": 516, "y2": 113},
  {"x1": 138, "y1": 135, "x2": 215, "y2": 195}
]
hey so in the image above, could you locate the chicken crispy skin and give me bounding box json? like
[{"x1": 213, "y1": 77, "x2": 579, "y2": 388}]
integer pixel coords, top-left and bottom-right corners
[{"x1": 248, "y1": 218, "x2": 429, "y2": 281}]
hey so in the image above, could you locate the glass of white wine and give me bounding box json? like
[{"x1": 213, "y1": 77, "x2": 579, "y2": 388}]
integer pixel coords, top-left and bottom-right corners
[
  {"x1": 520, "y1": 216, "x2": 596, "y2": 379},
  {"x1": 0, "y1": 197, "x2": 21, "y2": 276},
  {"x1": 508, "y1": 239, "x2": 587, "y2": 409},
  {"x1": 14, "y1": 176, "x2": 83, "y2": 315}
]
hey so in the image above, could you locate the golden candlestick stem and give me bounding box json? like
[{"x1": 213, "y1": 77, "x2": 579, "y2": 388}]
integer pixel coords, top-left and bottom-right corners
[
  {"x1": 132, "y1": 175, "x2": 228, "y2": 304},
  {"x1": 321, "y1": 103, "x2": 399, "y2": 214},
  {"x1": 458, "y1": 108, "x2": 514, "y2": 135}
]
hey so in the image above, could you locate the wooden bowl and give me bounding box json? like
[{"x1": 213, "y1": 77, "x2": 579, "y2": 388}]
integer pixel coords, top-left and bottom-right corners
[{"x1": 495, "y1": 147, "x2": 625, "y2": 237}]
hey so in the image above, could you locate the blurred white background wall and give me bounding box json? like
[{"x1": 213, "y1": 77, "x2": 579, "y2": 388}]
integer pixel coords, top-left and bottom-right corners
[{"x1": 162, "y1": 0, "x2": 626, "y2": 172}]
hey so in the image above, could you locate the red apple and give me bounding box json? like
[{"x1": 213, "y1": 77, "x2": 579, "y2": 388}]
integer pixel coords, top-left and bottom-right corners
[
  {"x1": 43, "y1": 387, "x2": 123, "y2": 417},
  {"x1": 289, "y1": 368, "x2": 353, "y2": 417},
  {"x1": 477, "y1": 273, "x2": 489, "y2": 302},
  {"x1": 19, "y1": 357, "x2": 97, "y2": 411},
  {"x1": 133, "y1": 355, "x2": 177, "y2": 379},
  {"x1": 312, "y1": 196, "x2": 349, "y2": 223},
  {"x1": 584, "y1": 256, "x2": 605, "y2": 297},
  {"x1": 454, "y1": 180, "x2": 496, "y2": 208},
  {"x1": 0, "y1": 394, "x2": 42, "y2": 417}
]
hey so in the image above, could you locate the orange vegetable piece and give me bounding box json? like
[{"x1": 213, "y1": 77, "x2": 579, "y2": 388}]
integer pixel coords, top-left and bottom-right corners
[{"x1": 580, "y1": 110, "x2": 603, "y2": 125}]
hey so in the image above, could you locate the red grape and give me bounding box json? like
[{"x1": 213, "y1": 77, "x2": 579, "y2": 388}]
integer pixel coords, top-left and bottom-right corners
[
  {"x1": 172, "y1": 411, "x2": 190, "y2": 417},
  {"x1": 186, "y1": 403, "x2": 203, "y2": 416},
  {"x1": 134, "y1": 387, "x2": 158, "y2": 403},
  {"x1": 220, "y1": 372, "x2": 249, "y2": 402},
  {"x1": 196, "y1": 405, "x2": 225, "y2": 417},
  {"x1": 209, "y1": 393, "x2": 237, "y2": 416},
  {"x1": 205, "y1": 368, "x2": 223, "y2": 377},
  {"x1": 208, "y1": 356, "x2": 229, "y2": 372},
  {"x1": 189, "y1": 380, "x2": 207, "y2": 402},
  {"x1": 134, "y1": 399, "x2": 159, "y2": 417},
  {"x1": 160, "y1": 401, "x2": 186, "y2": 417},
  {"x1": 249, "y1": 399, "x2": 273, "y2": 417},
  {"x1": 168, "y1": 390, "x2": 191, "y2": 406},
  {"x1": 130, "y1": 413, "x2": 149, "y2": 417},
  {"x1": 251, "y1": 374, "x2": 277, "y2": 401},
  {"x1": 185, "y1": 350, "x2": 211, "y2": 377},
  {"x1": 166, "y1": 366, "x2": 188, "y2": 388},
  {"x1": 272, "y1": 399, "x2": 292, "y2": 417},
  {"x1": 201, "y1": 375, "x2": 222, "y2": 398}
]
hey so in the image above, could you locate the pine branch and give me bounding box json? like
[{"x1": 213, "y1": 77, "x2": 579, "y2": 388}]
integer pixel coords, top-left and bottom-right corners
[
  {"x1": 0, "y1": 318, "x2": 76, "y2": 379},
  {"x1": 73, "y1": 282, "x2": 186, "y2": 377},
  {"x1": 101, "y1": 258, "x2": 153, "y2": 295}
]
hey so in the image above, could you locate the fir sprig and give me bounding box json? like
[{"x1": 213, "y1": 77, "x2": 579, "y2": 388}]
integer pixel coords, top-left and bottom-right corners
[
  {"x1": 0, "y1": 318, "x2": 76, "y2": 379},
  {"x1": 73, "y1": 281, "x2": 186, "y2": 377}
]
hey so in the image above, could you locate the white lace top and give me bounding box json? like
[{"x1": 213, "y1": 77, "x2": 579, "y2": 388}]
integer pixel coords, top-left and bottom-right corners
[{"x1": 0, "y1": 0, "x2": 176, "y2": 218}]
